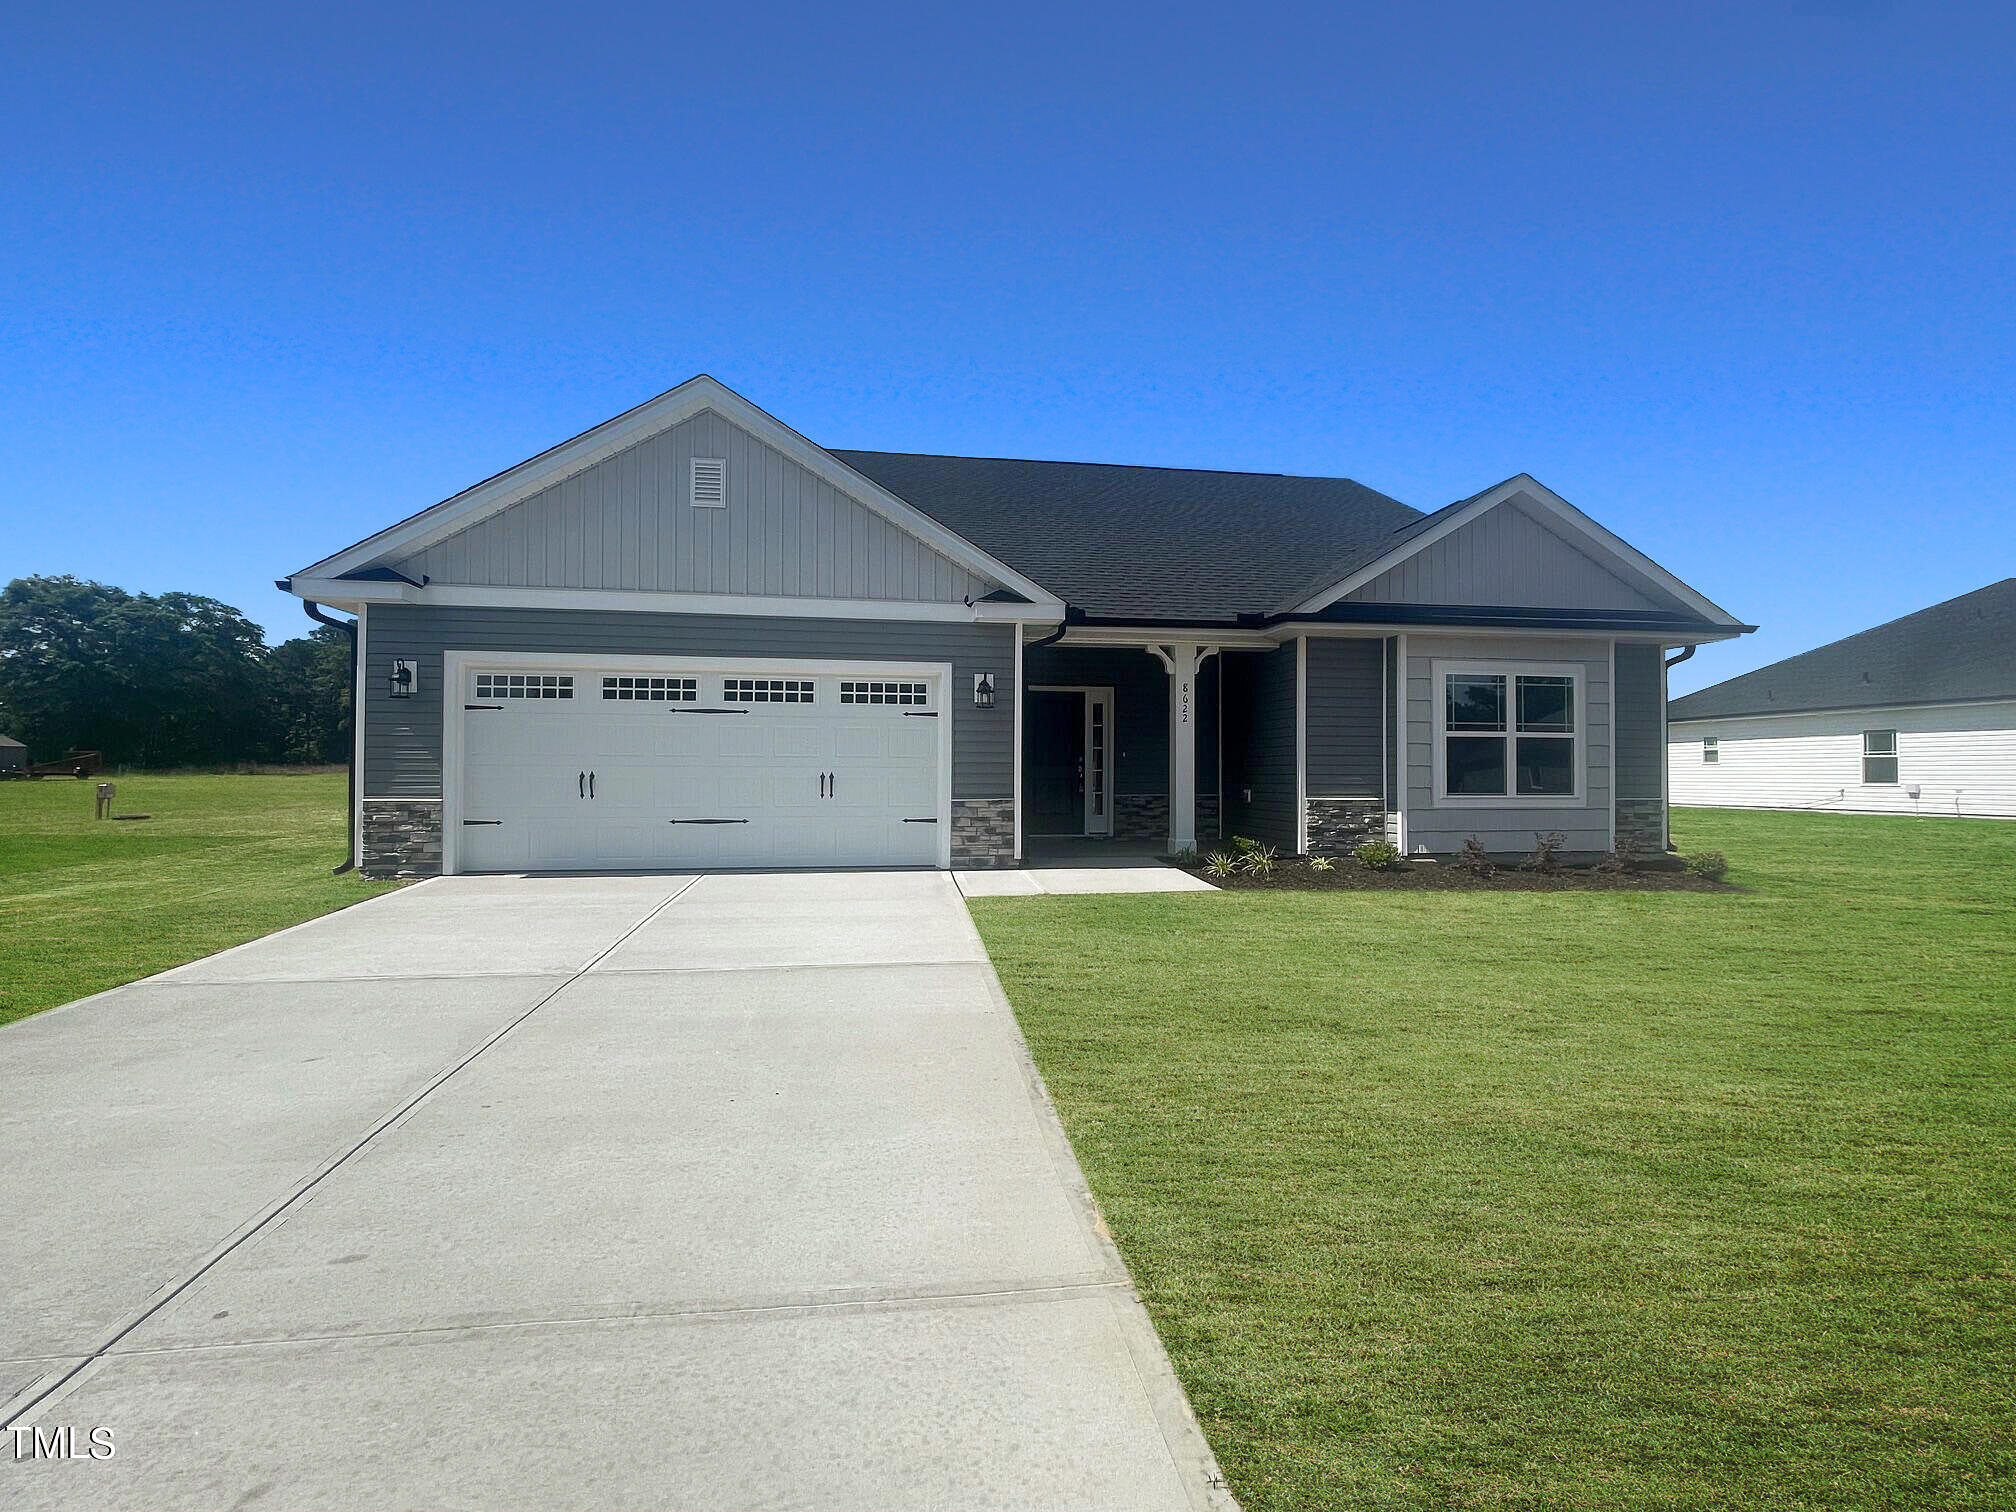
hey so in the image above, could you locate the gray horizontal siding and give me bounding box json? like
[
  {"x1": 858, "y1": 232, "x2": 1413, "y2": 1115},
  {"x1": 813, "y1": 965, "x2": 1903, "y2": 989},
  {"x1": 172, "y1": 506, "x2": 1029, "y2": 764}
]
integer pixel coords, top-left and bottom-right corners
[
  {"x1": 361, "y1": 606, "x2": 1015, "y2": 801},
  {"x1": 1348, "y1": 498, "x2": 1675, "y2": 612},
  {"x1": 1306, "y1": 637, "x2": 1384, "y2": 796},
  {"x1": 1222, "y1": 645, "x2": 1298, "y2": 849},
  {"x1": 396, "y1": 409, "x2": 993, "y2": 604},
  {"x1": 1404, "y1": 633, "x2": 1613, "y2": 852},
  {"x1": 1613, "y1": 642, "x2": 1664, "y2": 801},
  {"x1": 1023, "y1": 646, "x2": 1218, "y2": 793}
]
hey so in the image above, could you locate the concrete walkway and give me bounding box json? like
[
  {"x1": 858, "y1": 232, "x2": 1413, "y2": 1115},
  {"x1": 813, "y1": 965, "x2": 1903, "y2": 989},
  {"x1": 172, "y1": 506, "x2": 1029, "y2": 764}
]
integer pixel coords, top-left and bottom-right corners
[{"x1": 1, "y1": 873, "x2": 1232, "y2": 1511}]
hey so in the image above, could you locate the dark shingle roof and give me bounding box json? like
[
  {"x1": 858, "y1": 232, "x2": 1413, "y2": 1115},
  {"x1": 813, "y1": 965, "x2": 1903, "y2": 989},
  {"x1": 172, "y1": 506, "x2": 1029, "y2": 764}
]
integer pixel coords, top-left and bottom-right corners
[
  {"x1": 831, "y1": 451, "x2": 1423, "y2": 622},
  {"x1": 1670, "y1": 578, "x2": 2016, "y2": 721}
]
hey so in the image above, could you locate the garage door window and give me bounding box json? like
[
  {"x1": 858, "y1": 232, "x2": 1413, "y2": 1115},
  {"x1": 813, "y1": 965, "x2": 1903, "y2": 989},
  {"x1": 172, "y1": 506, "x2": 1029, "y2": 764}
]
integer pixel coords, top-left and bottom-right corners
[
  {"x1": 602, "y1": 676, "x2": 696, "y2": 702},
  {"x1": 724, "y1": 678, "x2": 815, "y2": 704},
  {"x1": 476, "y1": 673, "x2": 573, "y2": 700},
  {"x1": 840, "y1": 680, "x2": 928, "y2": 706}
]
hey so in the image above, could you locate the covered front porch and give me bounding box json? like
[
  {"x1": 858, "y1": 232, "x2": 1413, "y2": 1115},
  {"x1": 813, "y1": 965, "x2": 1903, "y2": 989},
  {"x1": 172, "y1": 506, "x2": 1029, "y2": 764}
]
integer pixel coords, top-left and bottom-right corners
[{"x1": 1017, "y1": 631, "x2": 1329, "y2": 857}]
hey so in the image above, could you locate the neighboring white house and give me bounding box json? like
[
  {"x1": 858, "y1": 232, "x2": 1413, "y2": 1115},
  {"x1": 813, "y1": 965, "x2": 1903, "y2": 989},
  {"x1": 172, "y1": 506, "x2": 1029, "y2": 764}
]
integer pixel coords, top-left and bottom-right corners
[{"x1": 1669, "y1": 578, "x2": 2016, "y2": 819}]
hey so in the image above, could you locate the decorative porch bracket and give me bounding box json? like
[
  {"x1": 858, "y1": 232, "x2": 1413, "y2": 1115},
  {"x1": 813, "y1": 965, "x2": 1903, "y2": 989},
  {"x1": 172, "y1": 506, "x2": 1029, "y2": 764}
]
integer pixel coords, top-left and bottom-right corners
[{"x1": 1146, "y1": 642, "x2": 1217, "y2": 853}]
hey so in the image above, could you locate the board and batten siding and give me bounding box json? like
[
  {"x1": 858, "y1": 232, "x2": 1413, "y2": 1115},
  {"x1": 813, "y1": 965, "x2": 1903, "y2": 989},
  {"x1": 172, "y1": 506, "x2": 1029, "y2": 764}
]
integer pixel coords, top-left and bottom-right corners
[
  {"x1": 1346, "y1": 498, "x2": 1677, "y2": 612},
  {"x1": 1305, "y1": 637, "x2": 1385, "y2": 795},
  {"x1": 1405, "y1": 633, "x2": 1614, "y2": 853},
  {"x1": 1221, "y1": 645, "x2": 1299, "y2": 848},
  {"x1": 1612, "y1": 643, "x2": 1665, "y2": 801},
  {"x1": 1669, "y1": 701, "x2": 2016, "y2": 818},
  {"x1": 362, "y1": 606, "x2": 1017, "y2": 801},
  {"x1": 395, "y1": 409, "x2": 994, "y2": 604}
]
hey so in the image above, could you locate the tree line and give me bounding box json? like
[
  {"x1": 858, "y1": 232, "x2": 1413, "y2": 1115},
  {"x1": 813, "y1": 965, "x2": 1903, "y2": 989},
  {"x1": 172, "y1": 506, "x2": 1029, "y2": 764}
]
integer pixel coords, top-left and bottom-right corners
[{"x1": 0, "y1": 576, "x2": 351, "y2": 768}]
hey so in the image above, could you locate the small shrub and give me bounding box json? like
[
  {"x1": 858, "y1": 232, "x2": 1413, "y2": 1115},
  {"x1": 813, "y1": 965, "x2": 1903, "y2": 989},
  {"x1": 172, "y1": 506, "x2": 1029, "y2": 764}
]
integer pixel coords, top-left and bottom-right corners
[
  {"x1": 1594, "y1": 835, "x2": 1642, "y2": 876},
  {"x1": 1684, "y1": 849, "x2": 1729, "y2": 881},
  {"x1": 1240, "y1": 842, "x2": 1279, "y2": 877},
  {"x1": 1458, "y1": 836, "x2": 1494, "y2": 878},
  {"x1": 1229, "y1": 834, "x2": 1261, "y2": 854},
  {"x1": 1170, "y1": 847, "x2": 1199, "y2": 864},
  {"x1": 1521, "y1": 831, "x2": 1566, "y2": 874},
  {"x1": 1354, "y1": 839, "x2": 1401, "y2": 871},
  {"x1": 1307, "y1": 855, "x2": 1335, "y2": 872},
  {"x1": 1203, "y1": 850, "x2": 1240, "y2": 879}
]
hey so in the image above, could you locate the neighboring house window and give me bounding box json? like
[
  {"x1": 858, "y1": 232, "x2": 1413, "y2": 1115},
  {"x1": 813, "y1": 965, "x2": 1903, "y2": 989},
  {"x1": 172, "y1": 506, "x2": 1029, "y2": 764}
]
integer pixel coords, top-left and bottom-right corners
[
  {"x1": 1702, "y1": 736, "x2": 1719, "y2": 764},
  {"x1": 1437, "y1": 665, "x2": 1580, "y2": 799},
  {"x1": 724, "y1": 678, "x2": 815, "y2": 704},
  {"x1": 1862, "y1": 729, "x2": 1898, "y2": 784}
]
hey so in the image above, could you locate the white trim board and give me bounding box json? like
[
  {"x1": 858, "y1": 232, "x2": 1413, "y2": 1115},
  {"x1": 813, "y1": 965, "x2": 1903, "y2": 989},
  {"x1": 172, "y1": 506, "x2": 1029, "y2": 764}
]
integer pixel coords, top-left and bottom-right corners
[
  {"x1": 1282, "y1": 474, "x2": 1747, "y2": 629},
  {"x1": 438, "y1": 649, "x2": 954, "y2": 875},
  {"x1": 291, "y1": 375, "x2": 1064, "y2": 614},
  {"x1": 289, "y1": 580, "x2": 1056, "y2": 624}
]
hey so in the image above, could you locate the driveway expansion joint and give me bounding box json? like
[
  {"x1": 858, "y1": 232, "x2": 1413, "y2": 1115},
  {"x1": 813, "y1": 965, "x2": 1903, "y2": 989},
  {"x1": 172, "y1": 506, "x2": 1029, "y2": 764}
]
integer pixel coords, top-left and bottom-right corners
[{"x1": 2, "y1": 874, "x2": 701, "y2": 1430}]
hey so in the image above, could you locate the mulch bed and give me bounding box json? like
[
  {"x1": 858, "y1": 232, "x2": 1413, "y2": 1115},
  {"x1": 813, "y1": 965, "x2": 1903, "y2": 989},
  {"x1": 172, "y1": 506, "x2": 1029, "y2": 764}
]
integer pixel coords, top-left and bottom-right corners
[{"x1": 1176, "y1": 859, "x2": 1736, "y2": 893}]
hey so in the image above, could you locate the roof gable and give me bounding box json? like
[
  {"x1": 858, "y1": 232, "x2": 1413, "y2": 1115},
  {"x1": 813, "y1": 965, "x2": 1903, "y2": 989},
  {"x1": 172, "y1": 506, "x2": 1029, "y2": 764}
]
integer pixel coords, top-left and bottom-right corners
[
  {"x1": 1282, "y1": 474, "x2": 1745, "y2": 628},
  {"x1": 1341, "y1": 496, "x2": 1679, "y2": 612},
  {"x1": 292, "y1": 376, "x2": 1061, "y2": 611},
  {"x1": 1671, "y1": 578, "x2": 2016, "y2": 720},
  {"x1": 391, "y1": 407, "x2": 994, "y2": 605}
]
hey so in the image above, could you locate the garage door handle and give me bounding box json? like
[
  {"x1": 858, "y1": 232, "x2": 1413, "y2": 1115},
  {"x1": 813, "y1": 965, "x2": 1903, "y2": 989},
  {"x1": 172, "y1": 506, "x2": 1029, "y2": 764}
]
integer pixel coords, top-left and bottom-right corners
[
  {"x1": 668, "y1": 818, "x2": 749, "y2": 825},
  {"x1": 462, "y1": 819, "x2": 503, "y2": 827},
  {"x1": 902, "y1": 710, "x2": 938, "y2": 718},
  {"x1": 578, "y1": 771, "x2": 585, "y2": 798},
  {"x1": 589, "y1": 771, "x2": 596, "y2": 799},
  {"x1": 903, "y1": 817, "x2": 938, "y2": 824},
  {"x1": 670, "y1": 708, "x2": 749, "y2": 715},
  {"x1": 464, "y1": 704, "x2": 503, "y2": 711}
]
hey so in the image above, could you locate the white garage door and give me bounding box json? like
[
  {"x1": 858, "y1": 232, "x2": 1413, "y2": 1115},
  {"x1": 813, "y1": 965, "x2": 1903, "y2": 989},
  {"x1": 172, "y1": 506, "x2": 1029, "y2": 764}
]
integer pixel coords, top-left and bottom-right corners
[{"x1": 453, "y1": 660, "x2": 947, "y2": 872}]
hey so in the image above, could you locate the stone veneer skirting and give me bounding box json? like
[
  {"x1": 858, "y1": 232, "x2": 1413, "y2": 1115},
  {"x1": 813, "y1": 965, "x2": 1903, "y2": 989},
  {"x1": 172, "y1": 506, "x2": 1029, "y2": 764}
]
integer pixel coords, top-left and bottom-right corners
[
  {"x1": 1614, "y1": 797, "x2": 1667, "y2": 855},
  {"x1": 1306, "y1": 797, "x2": 1392, "y2": 858},
  {"x1": 950, "y1": 798, "x2": 1016, "y2": 868},
  {"x1": 1113, "y1": 793, "x2": 1168, "y2": 842},
  {"x1": 361, "y1": 798, "x2": 443, "y2": 880}
]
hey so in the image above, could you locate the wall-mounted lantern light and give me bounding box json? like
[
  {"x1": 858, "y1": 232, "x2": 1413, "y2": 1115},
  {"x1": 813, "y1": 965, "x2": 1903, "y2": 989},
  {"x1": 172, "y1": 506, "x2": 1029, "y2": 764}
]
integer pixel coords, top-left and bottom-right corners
[
  {"x1": 390, "y1": 658, "x2": 417, "y2": 699},
  {"x1": 973, "y1": 672, "x2": 996, "y2": 709}
]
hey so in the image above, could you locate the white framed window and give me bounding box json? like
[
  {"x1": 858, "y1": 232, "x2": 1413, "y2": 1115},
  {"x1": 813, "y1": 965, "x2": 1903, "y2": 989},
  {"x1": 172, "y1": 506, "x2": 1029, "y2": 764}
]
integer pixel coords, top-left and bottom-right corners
[
  {"x1": 723, "y1": 677, "x2": 815, "y2": 704},
  {"x1": 1862, "y1": 729, "x2": 1898, "y2": 784},
  {"x1": 602, "y1": 676, "x2": 696, "y2": 702},
  {"x1": 1702, "y1": 736, "x2": 1719, "y2": 764},
  {"x1": 690, "y1": 456, "x2": 727, "y2": 507},
  {"x1": 475, "y1": 672, "x2": 573, "y2": 700},
  {"x1": 1432, "y1": 662, "x2": 1583, "y2": 803},
  {"x1": 840, "y1": 679, "x2": 929, "y2": 705}
]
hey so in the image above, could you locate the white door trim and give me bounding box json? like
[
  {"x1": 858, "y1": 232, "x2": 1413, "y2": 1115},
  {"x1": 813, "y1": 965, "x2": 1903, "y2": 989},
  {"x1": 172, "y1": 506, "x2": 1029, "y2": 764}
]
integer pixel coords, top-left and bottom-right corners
[{"x1": 442, "y1": 649, "x2": 953, "y2": 874}]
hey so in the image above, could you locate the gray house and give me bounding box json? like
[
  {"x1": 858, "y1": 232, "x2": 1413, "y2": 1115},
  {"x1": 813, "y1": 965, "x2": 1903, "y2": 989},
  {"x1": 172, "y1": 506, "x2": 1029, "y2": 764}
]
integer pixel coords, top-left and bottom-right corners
[
  {"x1": 280, "y1": 376, "x2": 1751, "y2": 877},
  {"x1": 0, "y1": 735, "x2": 25, "y2": 774}
]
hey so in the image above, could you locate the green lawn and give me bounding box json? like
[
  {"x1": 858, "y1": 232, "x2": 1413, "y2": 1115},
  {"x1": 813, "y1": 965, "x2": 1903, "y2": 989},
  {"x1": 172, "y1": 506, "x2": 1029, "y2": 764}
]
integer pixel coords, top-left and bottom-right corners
[
  {"x1": 970, "y1": 810, "x2": 2016, "y2": 1510},
  {"x1": 0, "y1": 772, "x2": 395, "y2": 1025}
]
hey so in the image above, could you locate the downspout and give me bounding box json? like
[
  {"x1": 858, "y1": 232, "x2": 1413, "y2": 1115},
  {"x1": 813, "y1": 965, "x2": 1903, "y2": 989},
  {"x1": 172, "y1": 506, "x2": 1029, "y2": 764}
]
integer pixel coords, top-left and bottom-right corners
[
  {"x1": 1661, "y1": 645, "x2": 1695, "y2": 854},
  {"x1": 301, "y1": 597, "x2": 358, "y2": 874}
]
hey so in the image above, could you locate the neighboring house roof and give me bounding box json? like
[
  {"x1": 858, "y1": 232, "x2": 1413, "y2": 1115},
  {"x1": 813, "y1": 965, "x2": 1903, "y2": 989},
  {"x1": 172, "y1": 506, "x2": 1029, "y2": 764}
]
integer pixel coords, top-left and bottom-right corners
[
  {"x1": 0, "y1": 734, "x2": 26, "y2": 749},
  {"x1": 1670, "y1": 578, "x2": 2016, "y2": 721},
  {"x1": 833, "y1": 450, "x2": 1422, "y2": 623}
]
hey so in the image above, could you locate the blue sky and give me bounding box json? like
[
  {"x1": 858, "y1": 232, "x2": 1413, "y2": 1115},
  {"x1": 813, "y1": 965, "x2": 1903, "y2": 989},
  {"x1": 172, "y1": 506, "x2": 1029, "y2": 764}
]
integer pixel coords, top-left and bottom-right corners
[{"x1": 3, "y1": 1, "x2": 2009, "y2": 694}]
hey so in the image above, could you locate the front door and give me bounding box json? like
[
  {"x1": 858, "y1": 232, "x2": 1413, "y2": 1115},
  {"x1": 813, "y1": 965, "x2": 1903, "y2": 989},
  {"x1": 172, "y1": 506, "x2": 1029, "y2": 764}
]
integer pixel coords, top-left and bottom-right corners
[{"x1": 1026, "y1": 690, "x2": 1084, "y2": 835}]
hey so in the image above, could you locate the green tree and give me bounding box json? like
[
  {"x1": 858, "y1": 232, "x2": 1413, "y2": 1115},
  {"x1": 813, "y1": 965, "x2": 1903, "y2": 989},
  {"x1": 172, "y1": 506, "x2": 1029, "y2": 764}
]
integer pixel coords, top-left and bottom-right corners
[
  {"x1": 264, "y1": 624, "x2": 353, "y2": 764},
  {"x1": 0, "y1": 575, "x2": 277, "y2": 765}
]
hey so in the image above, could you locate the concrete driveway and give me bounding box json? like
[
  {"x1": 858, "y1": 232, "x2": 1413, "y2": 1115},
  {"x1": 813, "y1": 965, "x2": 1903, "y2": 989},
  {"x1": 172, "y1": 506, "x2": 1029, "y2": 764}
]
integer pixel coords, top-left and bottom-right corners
[{"x1": 2, "y1": 872, "x2": 1232, "y2": 1511}]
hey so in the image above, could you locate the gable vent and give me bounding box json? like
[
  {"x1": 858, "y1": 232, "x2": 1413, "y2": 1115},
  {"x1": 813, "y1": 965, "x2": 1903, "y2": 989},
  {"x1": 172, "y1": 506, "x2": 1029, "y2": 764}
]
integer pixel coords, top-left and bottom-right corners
[{"x1": 690, "y1": 456, "x2": 727, "y2": 508}]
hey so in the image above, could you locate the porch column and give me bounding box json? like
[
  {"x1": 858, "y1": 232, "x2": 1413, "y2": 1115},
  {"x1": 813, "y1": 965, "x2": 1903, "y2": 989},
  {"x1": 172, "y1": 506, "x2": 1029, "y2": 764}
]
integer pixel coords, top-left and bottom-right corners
[{"x1": 1151, "y1": 642, "x2": 1212, "y2": 853}]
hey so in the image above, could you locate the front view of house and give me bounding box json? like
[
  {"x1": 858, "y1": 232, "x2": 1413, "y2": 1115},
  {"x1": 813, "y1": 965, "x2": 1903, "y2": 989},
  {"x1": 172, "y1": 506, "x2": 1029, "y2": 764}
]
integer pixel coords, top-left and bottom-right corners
[{"x1": 281, "y1": 377, "x2": 1751, "y2": 877}]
